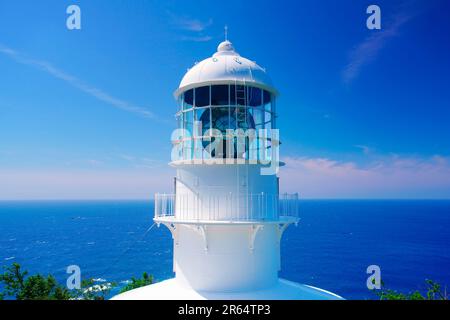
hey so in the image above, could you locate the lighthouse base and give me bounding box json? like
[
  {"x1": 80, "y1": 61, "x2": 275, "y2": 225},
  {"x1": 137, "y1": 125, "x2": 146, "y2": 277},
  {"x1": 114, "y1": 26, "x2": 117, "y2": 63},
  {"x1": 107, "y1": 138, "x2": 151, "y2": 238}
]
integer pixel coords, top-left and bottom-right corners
[{"x1": 111, "y1": 278, "x2": 343, "y2": 300}]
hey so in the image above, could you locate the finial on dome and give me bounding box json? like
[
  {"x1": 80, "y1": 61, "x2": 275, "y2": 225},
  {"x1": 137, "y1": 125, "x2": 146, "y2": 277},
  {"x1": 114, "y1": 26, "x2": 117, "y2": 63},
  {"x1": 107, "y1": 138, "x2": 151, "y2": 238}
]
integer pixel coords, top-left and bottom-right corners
[
  {"x1": 213, "y1": 25, "x2": 239, "y2": 57},
  {"x1": 217, "y1": 40, "x2": 234, "y2": 52}
]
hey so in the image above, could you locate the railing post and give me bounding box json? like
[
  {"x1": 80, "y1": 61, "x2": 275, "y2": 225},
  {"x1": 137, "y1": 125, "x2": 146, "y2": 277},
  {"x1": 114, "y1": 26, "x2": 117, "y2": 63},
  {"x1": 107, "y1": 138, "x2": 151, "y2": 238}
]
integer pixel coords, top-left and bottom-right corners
[
  {"x1": 154, "y1": 194, "x2": 158, "y2": 218},
  {"x1": 261, "y1": 192, "x2": 264, "y2": 220}
]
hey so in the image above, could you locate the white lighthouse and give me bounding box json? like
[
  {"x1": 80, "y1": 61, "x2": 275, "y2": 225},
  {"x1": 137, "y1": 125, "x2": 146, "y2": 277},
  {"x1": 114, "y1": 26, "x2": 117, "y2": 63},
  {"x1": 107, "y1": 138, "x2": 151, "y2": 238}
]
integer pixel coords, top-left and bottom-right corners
[{"x1": 113, "y1": 39, "x2": 342, "y2": 300}]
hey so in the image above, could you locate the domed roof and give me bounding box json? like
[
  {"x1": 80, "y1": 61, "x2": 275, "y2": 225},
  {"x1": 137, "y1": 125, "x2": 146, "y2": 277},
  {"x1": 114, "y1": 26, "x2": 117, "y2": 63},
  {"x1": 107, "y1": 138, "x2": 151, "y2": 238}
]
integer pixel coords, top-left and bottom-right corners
[{"x1": 175, "y1": 40, "x2": 277, "y2": 97}]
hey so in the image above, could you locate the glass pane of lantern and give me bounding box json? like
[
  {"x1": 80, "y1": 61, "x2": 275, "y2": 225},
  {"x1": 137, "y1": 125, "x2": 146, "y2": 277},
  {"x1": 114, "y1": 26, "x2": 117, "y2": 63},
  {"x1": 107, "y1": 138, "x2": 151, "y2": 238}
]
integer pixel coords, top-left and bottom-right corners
[
  {"x1": 247, "y1": 87, "x2": 262, "y2": 107},
  {"x1": 263, "y1": 90, "x2": 271, "y2": 111},
  {"x1": 265, "y1": 111, "x2": 272, "y2": 128},
  {"x1": 183, "y1": 89, "x2": 193, "y2": 110},
  {"x1": 251, "y1": 108, "x2": 264, "y2": 130},
  {"x1": 230, "y1": 85, "x2": 236, "y2": 106},
  {"x1": 212, "y1": 107, "x2": 230, "y2": 132},
  {"x1": 183, "y1": 139, "x2": 192, "y2": 160},
  {"x1": 193, "y1": 138, "x2": 203, "y2": 160},
  {"x1": 195, "y1": 108, "x2": 210, "y2": 136},
  {"x1": 195, "y1": 86, "x2": 210, "y2": 107},
  {"x1": 211, "y1": 85, "x2": 229, "y2": 106},
  {"x1": 184, "y1": 110, "x2": 193, "y2": 134},
  {"x1": 263, "y1": 90, "x2": 271, "y2": 104}
]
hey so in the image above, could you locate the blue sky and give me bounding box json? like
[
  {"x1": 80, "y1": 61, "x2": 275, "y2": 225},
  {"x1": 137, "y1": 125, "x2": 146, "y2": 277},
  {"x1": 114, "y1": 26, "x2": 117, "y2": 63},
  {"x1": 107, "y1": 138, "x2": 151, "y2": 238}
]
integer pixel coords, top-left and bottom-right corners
[{"x1": 1, "y1": 0, "x2": 450, "y2": 199}]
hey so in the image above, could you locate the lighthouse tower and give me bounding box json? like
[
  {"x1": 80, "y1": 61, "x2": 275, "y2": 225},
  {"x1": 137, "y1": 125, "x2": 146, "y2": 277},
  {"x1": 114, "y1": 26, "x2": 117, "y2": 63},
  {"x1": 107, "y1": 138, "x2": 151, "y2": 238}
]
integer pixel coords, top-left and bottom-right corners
[{"x1": 113, "y1": 40, "x2": 342, "y2": 300}]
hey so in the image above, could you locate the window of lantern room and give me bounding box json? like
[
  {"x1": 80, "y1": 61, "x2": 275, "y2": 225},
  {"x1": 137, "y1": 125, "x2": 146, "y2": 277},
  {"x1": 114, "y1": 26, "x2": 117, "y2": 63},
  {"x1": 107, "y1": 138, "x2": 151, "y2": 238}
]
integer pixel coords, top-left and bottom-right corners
[
  {"x1": 211, "y1": 85, "x2": 229, "y2": 106},
  {"x1": 247, "y1": 86, "x2": 262, "y2": 107},
  {"x1": 263, "y1": 90, "x2": 272, "y2": 113},
  {"x1": 263, "y1": 90, "x2": 274, "y2": 161},
  {"x1": 195, "y1": 107, "x2": 209, "y2": 159},
  {"x1": 177, "y1": 85, "x2": 275, "y2": 161},
  {"x1": 183, "y1": 89, "x2": 193, "y2": 110},
  {"x1": 195, "y1": 86, "x2": 210, "y2": 107}
]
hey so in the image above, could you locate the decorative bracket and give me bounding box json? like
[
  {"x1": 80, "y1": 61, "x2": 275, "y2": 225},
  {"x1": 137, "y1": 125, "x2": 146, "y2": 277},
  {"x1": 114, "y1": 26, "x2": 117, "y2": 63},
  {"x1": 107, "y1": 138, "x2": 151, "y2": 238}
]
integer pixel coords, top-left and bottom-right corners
[
  {"x1": 274, "y1": 222, "x2": 297, "y2": 271},
  {"x1": 275, "y1": 223, "x2": 291, "y2": 244},
  {"x1": 249, "y1": 224, "x2": 264, "y2": 253},
  {"x1": 161, "y1": 222, "x2": 179, "y2": 246},
  {"x1": 185, "y1": 224, "x2": 209, "y2": 253}
]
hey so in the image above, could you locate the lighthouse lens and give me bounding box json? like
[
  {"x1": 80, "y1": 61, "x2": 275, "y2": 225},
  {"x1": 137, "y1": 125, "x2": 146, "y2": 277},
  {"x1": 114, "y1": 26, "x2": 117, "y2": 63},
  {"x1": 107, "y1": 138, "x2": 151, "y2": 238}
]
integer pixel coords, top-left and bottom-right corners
[{"x1": 200, "y1": 107, "x2": 255, "y2": 158}]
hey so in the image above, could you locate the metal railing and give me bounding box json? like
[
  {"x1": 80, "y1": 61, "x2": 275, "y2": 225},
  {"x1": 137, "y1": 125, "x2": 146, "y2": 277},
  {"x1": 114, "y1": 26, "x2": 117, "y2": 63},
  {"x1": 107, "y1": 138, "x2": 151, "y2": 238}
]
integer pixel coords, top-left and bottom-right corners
[{"x1": 154, "y1": 192, "x2": 299, "y2": 222}]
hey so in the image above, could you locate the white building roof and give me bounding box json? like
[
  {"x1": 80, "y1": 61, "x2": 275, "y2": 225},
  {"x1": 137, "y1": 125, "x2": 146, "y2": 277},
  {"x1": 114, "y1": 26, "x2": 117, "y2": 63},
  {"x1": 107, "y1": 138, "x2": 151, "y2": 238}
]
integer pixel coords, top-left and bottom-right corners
[
  {"x1": 175, "y1": 40, "x2": 277, "y2": 97},
  {"x1": 111, "y1": 278, "x2": 344, "y2": 300}
]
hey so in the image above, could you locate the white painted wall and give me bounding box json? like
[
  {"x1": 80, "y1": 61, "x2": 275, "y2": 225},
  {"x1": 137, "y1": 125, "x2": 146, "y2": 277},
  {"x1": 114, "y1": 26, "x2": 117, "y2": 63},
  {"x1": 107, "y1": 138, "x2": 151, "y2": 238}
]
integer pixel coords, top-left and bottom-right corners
[
  {"x1": 174, "y1": 224, "x2": 280, "y2": 292},
  {"x1": 169, "y1": 163, "x2": 283, "y2": 292}
]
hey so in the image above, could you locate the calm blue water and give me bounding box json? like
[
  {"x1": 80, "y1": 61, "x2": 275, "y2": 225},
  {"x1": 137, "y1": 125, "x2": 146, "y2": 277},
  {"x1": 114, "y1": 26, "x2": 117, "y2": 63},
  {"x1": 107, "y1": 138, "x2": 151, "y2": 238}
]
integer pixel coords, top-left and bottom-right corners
[{"x1": 0, "y1": 200, "x2": 449, "y2": 300}]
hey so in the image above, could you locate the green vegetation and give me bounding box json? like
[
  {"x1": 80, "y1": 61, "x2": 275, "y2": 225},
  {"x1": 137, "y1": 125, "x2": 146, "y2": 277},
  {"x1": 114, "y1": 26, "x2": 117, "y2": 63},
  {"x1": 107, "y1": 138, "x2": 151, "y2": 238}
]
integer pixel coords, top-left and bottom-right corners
[
  {"x1": 5, "y1": 261, "x2": 446, "y2": 301},
  {"x1": 0, "y1": 263, "x2": 72, "y2": 300},
  {"x1": 0, "y1": 263, "x2": 121, "y2": 300},
  {"x1": 374, "y1": 279, "x2": 448, "y2": 300},
  {"x1": 119, "y1": 272, "x2": 153, "y2": 294}
]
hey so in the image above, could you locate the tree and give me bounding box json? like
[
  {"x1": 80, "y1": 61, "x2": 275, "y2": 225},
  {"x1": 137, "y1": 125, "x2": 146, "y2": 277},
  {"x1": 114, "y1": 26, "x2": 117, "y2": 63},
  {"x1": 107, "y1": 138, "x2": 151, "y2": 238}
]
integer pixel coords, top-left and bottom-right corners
[
  {"x1": 0, "y1": 263, "x2": 26, "y2": 298},
  {"x1": 0, "y1": 263, "x2": 116, "y2": 300},
  {"x1": 0, "y1": 263, "x2": 153, "y2": 300},
  {"x1": 119, "y1": 272, "x2": 153, "y2": 294},
  {"x1": 0, "y1": 263, "x2": 72, "y2": 300},
  {"x1": 374, "y1": 279, "x2": 448, "y2": 300}
]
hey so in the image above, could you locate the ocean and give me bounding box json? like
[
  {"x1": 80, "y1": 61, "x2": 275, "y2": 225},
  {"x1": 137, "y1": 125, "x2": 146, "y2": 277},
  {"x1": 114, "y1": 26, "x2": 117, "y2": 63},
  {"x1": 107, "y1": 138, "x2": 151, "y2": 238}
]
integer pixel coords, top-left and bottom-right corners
[{"x1": 0, "y1": 200, "x2": 449, "y2": 300}]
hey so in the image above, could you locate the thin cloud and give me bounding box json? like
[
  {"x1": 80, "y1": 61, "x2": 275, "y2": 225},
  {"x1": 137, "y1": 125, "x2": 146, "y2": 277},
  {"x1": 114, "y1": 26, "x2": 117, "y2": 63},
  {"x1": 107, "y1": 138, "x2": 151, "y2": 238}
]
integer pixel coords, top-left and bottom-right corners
[
  {"x1": 354, "y1": 145, "x2": 373, "y2": 155},
  {"x1": 0, "y1": 44, "x2": 159, "y2": 120},
  {"x1": 280, "y1": 155, "x2": 450, "y2": 199},
  {"x1": 180, "y1": 35, "x2": 213, "y2": 42},
  {"x1": 0, "y1": 169, "x2": 173, "y2": 200},
  {"x1": 168, "y1": 12, "x2": 213, "y2": 42},
  {"x1": 118, "y1": 154, "x2": 164, "y2": 169},
  {"x1": 87, "y1": 159, "x2": 104, "y2": 166},
  {"x1": 170, "y1": 15, "x2": 213, "y2": 32},
  {"x1": 119, "y1": 154, "x2": 136, "y2": 162},
  {"x1": 342, "y1": 11, "x2": 414, "y2": 84}
]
